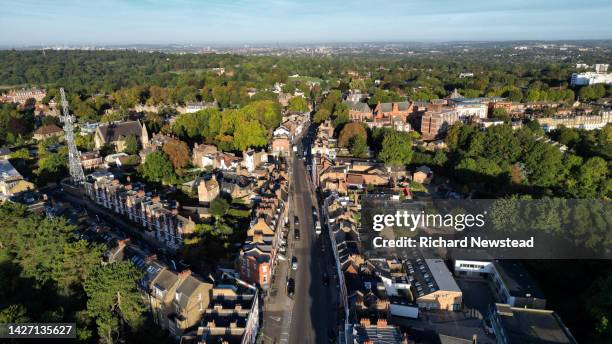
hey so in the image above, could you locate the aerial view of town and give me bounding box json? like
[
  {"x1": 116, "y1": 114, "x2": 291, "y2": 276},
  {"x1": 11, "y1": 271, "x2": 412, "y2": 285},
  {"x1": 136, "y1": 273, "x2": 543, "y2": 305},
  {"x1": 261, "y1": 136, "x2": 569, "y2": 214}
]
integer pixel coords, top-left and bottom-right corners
[{"x1": 0, "y1": 1, "x2": 611, "y2": 344}]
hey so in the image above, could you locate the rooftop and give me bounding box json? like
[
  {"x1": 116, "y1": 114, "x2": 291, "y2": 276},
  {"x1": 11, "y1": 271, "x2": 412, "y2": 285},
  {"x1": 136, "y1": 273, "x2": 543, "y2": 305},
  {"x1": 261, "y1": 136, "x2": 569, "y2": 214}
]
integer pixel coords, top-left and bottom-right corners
[
  {"x1": 494, "y1": 260, "x2": 545, "y2": 299},
  {"x1": 493, "y1": 303, "x2": 577, "y2": 344}
]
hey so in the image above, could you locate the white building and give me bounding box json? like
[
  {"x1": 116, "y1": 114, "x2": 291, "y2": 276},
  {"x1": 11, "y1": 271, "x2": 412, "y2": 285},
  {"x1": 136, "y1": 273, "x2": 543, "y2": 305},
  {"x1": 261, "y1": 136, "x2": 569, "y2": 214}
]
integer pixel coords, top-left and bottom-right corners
[{"x1": 570, "y1": 72, "x2": 612, "y2": 86}]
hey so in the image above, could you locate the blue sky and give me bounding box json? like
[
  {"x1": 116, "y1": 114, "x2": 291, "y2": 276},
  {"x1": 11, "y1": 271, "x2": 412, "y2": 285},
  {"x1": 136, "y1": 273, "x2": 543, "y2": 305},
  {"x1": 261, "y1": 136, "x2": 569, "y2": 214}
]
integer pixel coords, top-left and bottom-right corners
[{"x1": 1, "y1": 0, "x2": 612, "y2": 45}]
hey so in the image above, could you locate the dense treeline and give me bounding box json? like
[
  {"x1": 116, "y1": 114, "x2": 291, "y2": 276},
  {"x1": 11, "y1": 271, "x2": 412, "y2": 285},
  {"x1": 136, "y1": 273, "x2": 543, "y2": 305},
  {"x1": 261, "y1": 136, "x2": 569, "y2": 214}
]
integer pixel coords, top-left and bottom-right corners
[
  {"x1": 409, "y1": 122, "x2": 611, "y2": 199},
  {"x1": 2, "y1": 50, "x2": 611, "y2": 111},
  {"x1": 0, "y1": 203, "x2": 169, "y2": 343}
]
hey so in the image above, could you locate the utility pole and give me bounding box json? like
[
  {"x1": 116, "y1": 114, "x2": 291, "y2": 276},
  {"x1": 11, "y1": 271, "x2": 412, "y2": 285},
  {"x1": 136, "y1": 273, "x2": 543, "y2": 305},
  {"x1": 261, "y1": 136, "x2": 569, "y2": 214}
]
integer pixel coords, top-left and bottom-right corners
[{"x1": 60, "y1": 87, "x2": 86, "y2": 185}]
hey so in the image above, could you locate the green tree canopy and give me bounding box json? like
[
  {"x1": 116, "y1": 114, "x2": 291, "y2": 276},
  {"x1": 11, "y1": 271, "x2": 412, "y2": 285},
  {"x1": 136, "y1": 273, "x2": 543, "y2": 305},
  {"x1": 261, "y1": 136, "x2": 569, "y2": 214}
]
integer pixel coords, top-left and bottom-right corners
[
  {"x1": 140, "y1": 151, "x2": 174, "y2": 183},
  {"x1": 378, "y1": 131, "x2": 413, "y2": 167}
]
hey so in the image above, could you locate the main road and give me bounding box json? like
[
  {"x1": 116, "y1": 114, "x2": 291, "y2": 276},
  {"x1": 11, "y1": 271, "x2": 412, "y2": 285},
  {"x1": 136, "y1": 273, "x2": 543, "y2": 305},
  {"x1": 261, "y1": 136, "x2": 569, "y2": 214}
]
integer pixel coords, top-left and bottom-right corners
[{"x1": 285, "y1": 126, "x2": 339, "y2": 344}]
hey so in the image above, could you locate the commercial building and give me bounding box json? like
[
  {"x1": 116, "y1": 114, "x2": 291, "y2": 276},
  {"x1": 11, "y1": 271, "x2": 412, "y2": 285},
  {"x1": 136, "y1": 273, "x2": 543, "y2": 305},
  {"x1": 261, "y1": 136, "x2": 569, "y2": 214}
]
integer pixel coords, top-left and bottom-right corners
[
  {"x1": 570, "y1": 72, "x2": 612, "y2": 86},
  {"x1": 454, "y1": 259, "x2": 546, "y2": 309},
  {"x1": 490, "y1": 303, "x2": 577, "y2": 344}
]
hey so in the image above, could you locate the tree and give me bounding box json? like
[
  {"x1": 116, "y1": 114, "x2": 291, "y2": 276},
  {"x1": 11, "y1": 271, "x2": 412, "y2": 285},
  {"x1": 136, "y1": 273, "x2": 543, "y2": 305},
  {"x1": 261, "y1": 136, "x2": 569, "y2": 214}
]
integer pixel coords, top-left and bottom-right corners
[
  {"x1": 287, "y1": 97, "x2": 309, "y2": 113},
  {"x1": 585, "y1": 275, "x2": 612, "y2": 339},
  {"x1": 522, "y1": 141, "x2": 563, "y2": 187},
  {"x1": 140, "y1": 151, "x2": 173, "y2": 183},
  {"x1": 162, "y1": 139, "x2": 190, "y2": 170},
  {"x1": 123, "y1": 134, "x2": 139, "y2": 155},
  {"x1": 0, "y1": 305, "x2": 29, "y2": 323},
  {"x1": 313, "y1": 108, "x2": 331, "y2": 123},
  {"x1": 233, "y1": 120, "x2": 268, "y2": 151},
  {"x1": 241, "y1": 100, "x2": 282, "y2": 130},
  {"x1": 378, "y1": 131, "x2": 413, "y2": 167},
  {"x1": 75, "y1": 134, "x2": 94, "y2": 151},
  {"x1": 432, "y1": 150, "x2": 448, "y2": 167},
  {"x1": 491, "y1": 108, "x2": 510, "y2": 122},
  {"x1": 348, "y1": 135, "x2": 368, "y2": 158},
  {"x1": 84, "y1": 262, "x2": 145, "y2": 344},
  {"x1": 210, "y1": 197, "x2": 229, "y2": 219},
  {"x1": 338, "y1": 122, "x2": 367, "y2": 147},
  {"x1": 571, "y1": 157, "x2": 609, "y2": 198}
]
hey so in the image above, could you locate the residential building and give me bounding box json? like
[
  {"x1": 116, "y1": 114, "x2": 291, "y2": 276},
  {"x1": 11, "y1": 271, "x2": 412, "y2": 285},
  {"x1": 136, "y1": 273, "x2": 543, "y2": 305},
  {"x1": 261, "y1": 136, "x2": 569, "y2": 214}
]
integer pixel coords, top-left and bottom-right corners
[
  {"x1": 197, "y1": 274, "x2": 259, "y2": 344},
  {"x1": 346, "y1": 90, "x2": 367, "y2": 103},
  {"x1": 143, "y1": 266, "x2": 213, "y2": 337},
  {"x1": 271, "y1": 136, "x2": 291, "y2": 156},
  {"x1": 311, "y1": 120, "x2": 337, "y2": 160},
  {"x1": 242, "y1": 150, "x2": 268, "y2": 173},
  {"x1": 94, "y1": 120, "x2": 149, "y2": 151},
  {"x1": 197, "y1": 175, "x2": 220, "y2": 205},
  {"x1": 219, "y1": 172, "x2": 255, "y2": 201},
  {"x1": 192, "y1": 144, "x2": 218, "y2": 169},
  {"x1": 33, "y1": 124, "x2": 64, "y2": 141},
  {"x1": 215, "y1": 152, "x2": 241, "y2": 171},
  {"x1": 538, "y1": 112, "x2": 612, "y2": 132},
  {"x1": 412, "y1": 165, "x2": 433, "y2": 184},
  {"x1": 1, "y1": 88, "x2": 46, "y2": 104},
  {"x1": 0, "y1": 159, "x2": 34, "y2": 200},
  {"x1": 490, "y1": 303, "x2": 577, "y2": 344},
  {"x1": 84, "y1": 176, "x2": 196, "y2": 250},
  {"x1": 185, "y1": 101, "x2": 217, "y2": 113},
  {"x1": 80, "y1": 151, "x2": 104, "y2": 170}
]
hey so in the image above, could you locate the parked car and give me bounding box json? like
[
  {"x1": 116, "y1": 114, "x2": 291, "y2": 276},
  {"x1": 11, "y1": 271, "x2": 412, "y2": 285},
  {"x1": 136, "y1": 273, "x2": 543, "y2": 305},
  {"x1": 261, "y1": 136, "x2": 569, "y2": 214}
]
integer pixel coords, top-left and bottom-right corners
[
  {"x1": 294, "y1": 229, "x2": 301, "y2": 240},
  {"x1": 294, "y1": 215, "x2": 300, "y2": 227},
  {"x1": 291, "y1": 256, "x2": 298, "y2": 270},
  {"x1": 287, "y1": 278, "x2": 295, "y2": 296}
]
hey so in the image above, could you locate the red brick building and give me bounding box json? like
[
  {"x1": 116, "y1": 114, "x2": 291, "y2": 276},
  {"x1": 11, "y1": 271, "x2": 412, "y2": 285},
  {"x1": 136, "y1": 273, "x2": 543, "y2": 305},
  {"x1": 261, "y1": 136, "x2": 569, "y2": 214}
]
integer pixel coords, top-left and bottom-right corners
[{"x1": 374, "y1": 102, "x2": 413, "y2": 122}]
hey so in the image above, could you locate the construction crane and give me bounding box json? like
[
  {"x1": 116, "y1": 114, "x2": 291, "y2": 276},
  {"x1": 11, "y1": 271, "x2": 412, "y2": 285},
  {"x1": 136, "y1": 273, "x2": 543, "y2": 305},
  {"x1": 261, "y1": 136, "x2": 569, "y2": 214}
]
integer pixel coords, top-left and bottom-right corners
[{"x1": 60, "y1": 88, "x2": 85, "y2": 185}]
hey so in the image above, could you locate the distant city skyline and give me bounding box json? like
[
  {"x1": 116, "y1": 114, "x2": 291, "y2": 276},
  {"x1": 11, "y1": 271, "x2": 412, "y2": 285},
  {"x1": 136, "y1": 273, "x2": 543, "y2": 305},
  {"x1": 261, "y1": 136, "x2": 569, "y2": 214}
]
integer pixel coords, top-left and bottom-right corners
[{"x1": 1, "y1": 0, "x2": 612, "y2": 46}]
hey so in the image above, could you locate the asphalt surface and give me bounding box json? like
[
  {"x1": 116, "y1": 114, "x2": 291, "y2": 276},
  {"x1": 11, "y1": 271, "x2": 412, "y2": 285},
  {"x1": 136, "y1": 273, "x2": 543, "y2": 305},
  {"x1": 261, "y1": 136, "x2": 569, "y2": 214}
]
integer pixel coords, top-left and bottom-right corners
[{"x1": 286, "y1": 154, "x2": 335, "y2": 344}]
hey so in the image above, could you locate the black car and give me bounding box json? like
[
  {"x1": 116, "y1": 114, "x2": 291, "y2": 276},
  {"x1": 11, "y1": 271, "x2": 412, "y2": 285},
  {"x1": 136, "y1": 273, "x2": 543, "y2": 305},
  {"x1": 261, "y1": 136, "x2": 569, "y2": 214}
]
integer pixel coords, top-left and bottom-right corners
[
  {"x1": 322, "y1": 272, "x2": 329, "y2": 285},
  {"x1": 294, "y1": 228, "x2": 301, "y2": 240},
  {"x1": 287, "y1": 278, "x2": 295, "y2": 296},
  {"x1": 294, "y1": 215, "x2": 300, "y2": 227}
]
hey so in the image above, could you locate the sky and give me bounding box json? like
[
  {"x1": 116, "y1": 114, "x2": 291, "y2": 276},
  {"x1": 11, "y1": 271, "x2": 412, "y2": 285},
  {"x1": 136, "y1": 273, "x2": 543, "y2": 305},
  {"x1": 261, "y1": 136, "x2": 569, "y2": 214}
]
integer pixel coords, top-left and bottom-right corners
[{"x1": 1, "y1": 0, "x2": 612, "y2": 46}]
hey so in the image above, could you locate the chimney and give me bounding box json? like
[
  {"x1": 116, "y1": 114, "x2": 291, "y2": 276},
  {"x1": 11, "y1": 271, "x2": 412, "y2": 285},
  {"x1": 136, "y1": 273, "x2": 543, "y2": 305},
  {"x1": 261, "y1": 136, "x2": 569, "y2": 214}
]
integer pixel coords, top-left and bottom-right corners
[
  {"x1": 117, "y1": 238, "x2": 131, "y2": 248},
  {"x1": 359, "y1": 318, "x2": 371, "y2": 327},
  {"x1": 376, "y1": 319, "x2": 387, "y2": 328},
  {"x1": 179, "y1": 269, "x2": 192, "y2": 279}
]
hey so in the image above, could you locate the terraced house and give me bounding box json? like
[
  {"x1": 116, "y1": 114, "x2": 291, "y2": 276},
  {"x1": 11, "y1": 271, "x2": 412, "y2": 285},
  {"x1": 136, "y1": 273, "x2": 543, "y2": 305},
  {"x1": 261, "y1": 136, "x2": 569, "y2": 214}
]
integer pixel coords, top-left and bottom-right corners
[{"x1": 84, "y1": 175, "x2": 195, "y2": 250}]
